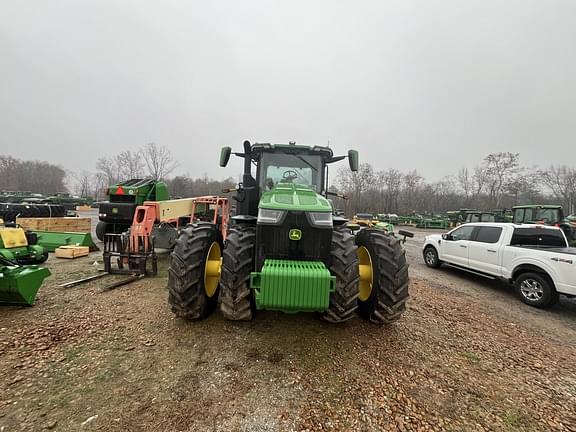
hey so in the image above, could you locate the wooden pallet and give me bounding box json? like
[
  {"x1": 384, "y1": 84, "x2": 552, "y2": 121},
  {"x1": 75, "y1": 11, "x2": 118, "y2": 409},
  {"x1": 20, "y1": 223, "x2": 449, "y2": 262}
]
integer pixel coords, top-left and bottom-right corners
[
  {"x1": 55, "y1": 245, "x2": 90, "y2": 259},
  {"x1": 16, "y1": 217, "x2": 91, "y2": 233}
]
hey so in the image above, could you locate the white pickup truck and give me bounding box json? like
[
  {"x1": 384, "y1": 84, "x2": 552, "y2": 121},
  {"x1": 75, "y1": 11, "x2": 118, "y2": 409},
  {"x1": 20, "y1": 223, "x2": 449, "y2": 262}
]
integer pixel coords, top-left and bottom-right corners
[{"x1": 422, "y1": 223, "x2": 576, "y2": 308}]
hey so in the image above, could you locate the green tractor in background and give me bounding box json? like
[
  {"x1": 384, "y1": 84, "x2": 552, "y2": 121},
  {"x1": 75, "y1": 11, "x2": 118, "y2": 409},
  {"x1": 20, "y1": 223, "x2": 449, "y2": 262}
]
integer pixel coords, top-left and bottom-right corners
[
  {"x1": 96, "y1": 178, "x2": 170, "y2": 240},
  {"x1": 512, "y1": 205, "x2": 575, "y2": 242},
  {"x1": 167, "y1": 141, "x2": 409, "y2": 324}
]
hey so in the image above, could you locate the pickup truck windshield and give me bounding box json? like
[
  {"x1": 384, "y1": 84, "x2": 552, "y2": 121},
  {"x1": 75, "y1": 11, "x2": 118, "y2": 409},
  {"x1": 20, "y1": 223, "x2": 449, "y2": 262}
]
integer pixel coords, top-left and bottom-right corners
[{"x1": 510, "y1": 228, "x2": 567, "y2": 247}]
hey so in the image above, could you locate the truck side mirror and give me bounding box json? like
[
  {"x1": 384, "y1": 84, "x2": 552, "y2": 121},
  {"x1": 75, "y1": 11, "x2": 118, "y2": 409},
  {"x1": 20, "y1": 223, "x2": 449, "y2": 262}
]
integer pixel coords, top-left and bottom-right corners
[
  {"x1": 348, "y1": 150, "x2": 359, "y2": 172},
  {"x1": 219, "y1": 147, "x2": 232, "y2": 167}
]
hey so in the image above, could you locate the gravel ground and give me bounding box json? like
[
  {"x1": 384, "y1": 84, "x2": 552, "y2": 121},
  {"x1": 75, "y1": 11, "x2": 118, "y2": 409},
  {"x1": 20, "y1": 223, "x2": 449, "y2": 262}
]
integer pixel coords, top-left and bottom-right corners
[{"x1": 0, "y1": 225, "x2": 575, "y2": 431}]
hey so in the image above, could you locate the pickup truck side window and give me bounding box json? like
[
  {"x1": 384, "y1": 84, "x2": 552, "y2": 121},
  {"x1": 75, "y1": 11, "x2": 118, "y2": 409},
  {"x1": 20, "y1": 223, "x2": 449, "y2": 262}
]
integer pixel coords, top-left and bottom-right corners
[
  {"x1": 474, "y1": 226, "x2": 502, "y2": 243},
  {"x1": 510, "y1": 228, "x2": 567, "y2": 247},
  {"x1": 450, "y1": 226, "x2": 475, "y2": 241}
]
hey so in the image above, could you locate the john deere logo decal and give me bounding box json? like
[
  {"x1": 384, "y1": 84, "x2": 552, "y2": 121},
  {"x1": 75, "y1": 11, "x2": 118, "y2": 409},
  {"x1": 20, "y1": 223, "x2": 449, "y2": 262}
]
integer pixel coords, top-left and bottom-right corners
[{"x1": 289, "y1": 229, "x2": 302, "y2": 241}]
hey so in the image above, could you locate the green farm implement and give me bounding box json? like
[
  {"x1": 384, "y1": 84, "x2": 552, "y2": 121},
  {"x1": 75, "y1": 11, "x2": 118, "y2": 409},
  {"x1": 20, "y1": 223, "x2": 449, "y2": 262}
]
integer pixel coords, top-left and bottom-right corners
[
  {"x1": 96, "y1": 178, "x2": 170, "y2": 240},
  {"x1": 0, "y1": 256, "x2": 50, "y2": 306},
  {"x1": 0, "y1": 224, "x2": 48, "y2": 264}
]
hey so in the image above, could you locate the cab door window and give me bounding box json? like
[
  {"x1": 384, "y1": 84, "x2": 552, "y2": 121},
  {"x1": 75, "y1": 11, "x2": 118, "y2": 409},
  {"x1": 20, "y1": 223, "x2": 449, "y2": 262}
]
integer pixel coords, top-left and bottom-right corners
[
  {"x1": 450, "y1": 226, "x2": 476, "y2": 241},
  {"x1": 474, "y1": 226, "x2": 502, "y2": 244}
]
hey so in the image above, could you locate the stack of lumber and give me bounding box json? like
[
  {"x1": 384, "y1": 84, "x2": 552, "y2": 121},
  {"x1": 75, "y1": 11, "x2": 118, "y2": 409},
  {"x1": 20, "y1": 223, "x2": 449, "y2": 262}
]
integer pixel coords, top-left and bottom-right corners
[
  {"x1": 55, "y1": 245, "x2": 90, "y2": 259},
  {"x1": 16, "y1": 217, "x2": 91, "y2": 233}
]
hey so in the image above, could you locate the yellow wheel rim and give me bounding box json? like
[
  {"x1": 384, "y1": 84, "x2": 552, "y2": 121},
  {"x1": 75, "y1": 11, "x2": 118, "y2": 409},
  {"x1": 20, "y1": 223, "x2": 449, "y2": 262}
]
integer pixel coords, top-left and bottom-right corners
[
  {"x1": 357, "y1": 246, "x2": 373, "y2": 301},
  {"x1": 204, "y1": 242, "x2": 222, "y2": 298}
]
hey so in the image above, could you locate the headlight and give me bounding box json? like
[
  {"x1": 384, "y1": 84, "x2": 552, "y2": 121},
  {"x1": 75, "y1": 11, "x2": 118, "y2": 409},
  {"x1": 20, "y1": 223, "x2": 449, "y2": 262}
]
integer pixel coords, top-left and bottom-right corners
[
  {"x1": 307, "y1": 212, "x2": 333, "y2": 228},
  {"x1": 257, "y1": 208, "x2": 286, "y2": 225}
]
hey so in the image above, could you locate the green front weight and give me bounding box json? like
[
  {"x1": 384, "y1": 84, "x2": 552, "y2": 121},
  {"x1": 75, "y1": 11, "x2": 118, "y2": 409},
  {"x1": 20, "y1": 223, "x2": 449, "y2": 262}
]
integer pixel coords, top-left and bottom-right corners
[{"x1": 250, "y1": 259, "x2": 335, "y2": 313}]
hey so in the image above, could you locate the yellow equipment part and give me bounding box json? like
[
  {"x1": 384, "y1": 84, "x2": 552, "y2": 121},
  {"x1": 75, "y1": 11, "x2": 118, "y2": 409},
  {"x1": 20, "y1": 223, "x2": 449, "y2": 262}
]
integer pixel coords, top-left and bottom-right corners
[
  {"x1": 357, "y1": 246, "x2": 374, "y2": 301},
  {"x1": 204, "y1": 242, "x2": 222, "y2": 298},
  {"x1": 0, "y1": 227, "x2": 28, "y2": 249}
]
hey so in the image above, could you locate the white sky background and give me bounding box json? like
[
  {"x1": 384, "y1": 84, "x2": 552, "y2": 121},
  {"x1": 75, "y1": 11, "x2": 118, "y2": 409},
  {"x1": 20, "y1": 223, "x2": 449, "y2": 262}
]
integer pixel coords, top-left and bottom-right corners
[{"x1": 1, "y1": 0, "x2": 575, "y2": 181}]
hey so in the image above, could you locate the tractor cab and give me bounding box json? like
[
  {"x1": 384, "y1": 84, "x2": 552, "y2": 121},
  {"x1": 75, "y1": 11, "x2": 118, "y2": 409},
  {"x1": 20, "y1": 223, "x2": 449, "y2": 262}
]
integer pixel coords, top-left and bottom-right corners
[
  {"x1": 512, "y1": 205, "x2": 574, "y2": 241},
  {"x1": 512, "y1": 205, "x2": 564, "y2": 225}
]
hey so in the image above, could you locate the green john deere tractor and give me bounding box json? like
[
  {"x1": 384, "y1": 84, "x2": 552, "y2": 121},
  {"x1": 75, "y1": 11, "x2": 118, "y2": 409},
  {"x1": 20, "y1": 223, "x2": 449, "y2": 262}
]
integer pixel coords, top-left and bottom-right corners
[
  {"x1": 512, "y1": 205, "x2": 575, "y2": 242},
  {"x1": 167, "y1": 140, "x2": 409, "y2": 324}
]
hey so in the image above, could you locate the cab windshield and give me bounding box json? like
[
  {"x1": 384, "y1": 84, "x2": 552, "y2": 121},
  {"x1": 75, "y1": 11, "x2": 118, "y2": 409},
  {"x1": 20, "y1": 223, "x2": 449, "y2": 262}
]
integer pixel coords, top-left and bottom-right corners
[
  {"x1": 515, "y1": 208, "x2": 561, "y2": 225},
  {"x1": 259, "y1": 152, "x2": 323, "y2": 192}
]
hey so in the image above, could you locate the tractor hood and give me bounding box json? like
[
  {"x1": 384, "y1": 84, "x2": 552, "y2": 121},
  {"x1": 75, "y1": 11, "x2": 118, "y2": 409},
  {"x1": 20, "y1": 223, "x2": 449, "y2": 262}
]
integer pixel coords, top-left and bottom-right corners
[{"x1": 259, "y1": 183, "x2": 332, "y2": 212}]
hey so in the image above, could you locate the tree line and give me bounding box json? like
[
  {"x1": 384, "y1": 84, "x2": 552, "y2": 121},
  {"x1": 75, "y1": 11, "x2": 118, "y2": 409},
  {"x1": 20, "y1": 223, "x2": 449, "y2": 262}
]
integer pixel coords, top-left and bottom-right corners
[
  {"x1": 335, "y1": 152, "x2": 576, "y2": 216},
  {"x1": 2, "y1": 147, "x2": 575, "y2": 217},
  {"x1": 0, "y1": 155, "x2": 67, "y2": 194}
]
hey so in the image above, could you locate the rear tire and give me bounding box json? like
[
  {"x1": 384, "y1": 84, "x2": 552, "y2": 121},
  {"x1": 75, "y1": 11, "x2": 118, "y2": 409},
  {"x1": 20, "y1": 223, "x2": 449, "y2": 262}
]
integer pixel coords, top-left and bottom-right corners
[
  {"x1": 321, "y1": 226, "x2": 359, "y2": 323},
  {"x1": 515, "y1": 272, "x2": 558, "y2": 308},
  {"x1": 355, "y1": 229, "x2": 409, "y2": 324},
  {"x1": 167, "y1": 223, "x2": 223, "y2": 320},
  {"x1": 220, "y1": 226, "x2": 256, "y2": 321}
]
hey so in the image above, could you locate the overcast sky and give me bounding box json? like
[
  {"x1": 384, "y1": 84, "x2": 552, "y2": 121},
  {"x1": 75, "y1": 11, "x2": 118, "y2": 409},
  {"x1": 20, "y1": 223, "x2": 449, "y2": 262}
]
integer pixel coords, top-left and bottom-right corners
[{"x1": 1, "y1": 0, "x2": 575, "y2": 182}]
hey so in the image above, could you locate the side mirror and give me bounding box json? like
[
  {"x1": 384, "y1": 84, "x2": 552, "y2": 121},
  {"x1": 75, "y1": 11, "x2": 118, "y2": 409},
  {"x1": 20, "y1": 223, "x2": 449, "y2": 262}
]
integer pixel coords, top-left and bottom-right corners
[
  {"x1": 348, "y1": 150, "x2": 359, "y2": 172},
  {"x1": 219, "y1": 147, "x2": 232, "y2": 167},
  {"x1": 442, "y1": 233, "x2": 452, "y2": 241}
]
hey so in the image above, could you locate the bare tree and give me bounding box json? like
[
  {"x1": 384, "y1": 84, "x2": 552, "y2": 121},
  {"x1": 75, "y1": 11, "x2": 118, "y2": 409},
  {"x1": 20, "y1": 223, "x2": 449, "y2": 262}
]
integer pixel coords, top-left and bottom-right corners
[
  {"x1": 337, "y1": 163, "x2": 374, "y2": 215},
  {"x1": 69, "y1": 171, "x2": 93, "y2": 197},
  {"x1": 142, "y1": 143, "x2": 178, "y2": 180},
  {"x1": 457, "y1": 167, "x2": 473, "y2": 202},
  {"x1": 96, "y1": 156, "x2": 121, "y2": 185},
  {"x1": 482, "y1": 152, "x2": 521, "y2": 208},
  {"x1": 117, "y1": 150, "x2": 144, "y2": 179},
  {"x1": 541, "y1": 165, "x2": 576, "y2": 214},
  {"x1": 95, "y1": 150, "x2": 144, "y2": 185},
  {"x1": 377, "y1": 169, "x2": 402, "y2": 213},
  {"x1": 401, "y1": 170, "x2": 423, "y2": 213}
]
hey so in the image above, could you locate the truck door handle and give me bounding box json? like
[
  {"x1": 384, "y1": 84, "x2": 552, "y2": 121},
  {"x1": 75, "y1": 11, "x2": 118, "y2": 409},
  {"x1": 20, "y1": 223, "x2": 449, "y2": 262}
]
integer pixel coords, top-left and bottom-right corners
[
  {"x1": 459, "y1": 245, "x2": 467, "y2": 248},
  {"x1": 487, "y1": 249, "x2": 497, "y2": 253}
]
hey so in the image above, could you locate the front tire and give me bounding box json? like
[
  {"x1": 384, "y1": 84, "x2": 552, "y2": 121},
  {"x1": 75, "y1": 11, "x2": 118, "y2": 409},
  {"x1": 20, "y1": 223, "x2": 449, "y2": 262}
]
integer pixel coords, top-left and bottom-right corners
[
  {"x1": 423, "y1": 246, "x2": 441, "y2": 268},
  {"x1": 321, "y1": 226, "x2": 360, "y2": 323},
  {"x1": 355, "y1": 229, "x2": 409, "y2": 324},
  {"x1": 167, "y1": 223, "x2": 223, "y2": 320},
  {"x1": 515, "y1": 272, "x2": 558, "y2": 308},
  {"x1": 220, "y1": 226, "x2": 256, "y2": 321},
  {"x1": 95, "y1": 222, "x2": 107, "y2": 241}
]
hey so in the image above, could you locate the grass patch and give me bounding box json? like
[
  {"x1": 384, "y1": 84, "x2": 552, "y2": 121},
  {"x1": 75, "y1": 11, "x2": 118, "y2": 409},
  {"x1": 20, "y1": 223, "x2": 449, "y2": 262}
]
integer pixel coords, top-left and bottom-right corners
[
  {"x1": 503, "y1": 409, "x2": 522, "y2": 427},
  {"x1": 462, "y1": 351, "x2": 480, "y2": 363}
]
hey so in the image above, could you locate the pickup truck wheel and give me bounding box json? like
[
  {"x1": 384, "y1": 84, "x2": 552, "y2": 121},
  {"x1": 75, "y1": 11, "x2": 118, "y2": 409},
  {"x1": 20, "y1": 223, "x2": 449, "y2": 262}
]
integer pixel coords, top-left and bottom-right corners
[
  {"x1": 423, "y1": 246, "x2": 441, "y2": 268},
  {"x1": 515, "y1": 273, "x2": 559, "y2": 308}
]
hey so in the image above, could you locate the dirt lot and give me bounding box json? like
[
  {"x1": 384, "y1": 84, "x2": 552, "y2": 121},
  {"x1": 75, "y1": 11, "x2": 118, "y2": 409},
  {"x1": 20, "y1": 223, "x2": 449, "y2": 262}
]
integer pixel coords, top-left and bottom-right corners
[{"x1": 1, "y1": 226, "x2": 575, "y2": 431}]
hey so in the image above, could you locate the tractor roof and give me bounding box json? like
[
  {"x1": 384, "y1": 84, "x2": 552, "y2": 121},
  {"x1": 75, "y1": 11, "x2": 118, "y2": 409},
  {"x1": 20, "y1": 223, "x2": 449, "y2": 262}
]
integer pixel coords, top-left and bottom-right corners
[
  {"x1": 112, "y1": 178, "x2": 156, "y2": 188},
  {"x1": 251, "y1": 143, "x2": 333, "y2": 158},
  {"x1": 512, "y1": 205, "x2": 562, "y2": 209}
]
